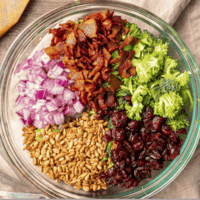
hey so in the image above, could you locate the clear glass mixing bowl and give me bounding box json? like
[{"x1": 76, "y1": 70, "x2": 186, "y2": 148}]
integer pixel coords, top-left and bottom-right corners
[{"x1": 0, "y1": 0, "x2": 199, "y2": 198}]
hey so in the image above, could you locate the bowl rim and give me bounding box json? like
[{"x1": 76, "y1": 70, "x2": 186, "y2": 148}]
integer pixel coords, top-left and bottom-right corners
[{"x1": 0, "y1": 0, "x2": 199, "y2": 199}]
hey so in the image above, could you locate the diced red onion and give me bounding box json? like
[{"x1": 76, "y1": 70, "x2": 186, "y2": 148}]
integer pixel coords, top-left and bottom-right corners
[
  {"x1": 73, "y1": 100, "x2": 85, "y2": 113},
  {"x1": 15, "y1": 48, "x2": 85, "y2": 128}
]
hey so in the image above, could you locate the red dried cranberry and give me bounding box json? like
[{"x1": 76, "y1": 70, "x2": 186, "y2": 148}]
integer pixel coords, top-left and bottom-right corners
[
  {"x1": 149, "y1": 150, "x2": 161, "y2": 160},
  {"x1": 133, "y1": 179, "x2": 140, "y2": 187},
  {"x1": 123, "y1": 141, "x2": 133, "y2": 152},
  {"x1": 116, "y1": 160, "x2": 126, "y2": 170},
  {"x1": 112, "y1": 128, "x2": 125, "y2": 141},
  {"x1": 152, "y1": 116, "x2": 164, "y2": 130},
  {"x1": 111, "y1": 109, "x2": 127, "y2": 127},
  {"x1": 131, "y1": 134, "x2": 140, "y2": 145},
  {"x1": 144, "y1": 119, "x2": 155, "y2": 133},
  {"x1": 138, "y1": 147, "x2": 146, "y2": 160},
  {"x1": 169, "y1": 132, "x2": 177, "y2": 142},
  {"x1": 169, "y1": 146, "x2": 180, "y2": 160},
  {"x1": 161, "y1": 125, "x2": 173, "y2": 135},
  {"x1": 142, "y1": 106, "x2": 154, "y2": 119},
  {"x1": 130, "y1": 151, "x2": 136, "y2": 162},
  {"x1": 126, "y1": 120, "x2": 140, "y2": 131},
  {"x1": 125, "y1": 166, "x2": 132, "y2": 174},
  {"x1": 121, "y1": 170, "x2": 128, "y2": 179},
  {"x1": 123, "y1": 95, "x2": 132, "y2": 101},
  {"x1": 126, "y1": 157, "x2": 131, "y2": 165},
  {"x1": 133, "y1": 141, "x2": 144, "y2": 151}
]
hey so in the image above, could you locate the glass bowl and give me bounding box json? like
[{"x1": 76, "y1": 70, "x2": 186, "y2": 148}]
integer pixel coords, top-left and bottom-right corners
[{"x1": 0, "y1": 0, "x2": 199, "y2": 198}]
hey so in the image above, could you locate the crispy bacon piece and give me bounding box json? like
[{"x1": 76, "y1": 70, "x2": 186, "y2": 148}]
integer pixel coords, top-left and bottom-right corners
[
  {"x1": 108, "y1": 74, "x2": 123, "y2": 93},
  {"x1": 77, "y1": 29, "x2": 87, "y2": 43},
  {"x1": 128, "y1": 66, "x2": 136, "y2": 76},
  {"x1": 79, "y1": 91, "x2": 87, "y2": 105},
  {"x1": 93, "y1": 72, "x2": 101, "y2": 82},
  {"x1": 83, "y1": 12, "x2": 100, "y2": 21},
  {"x1": 122, "y1": 26, "x2": 130, "y2": 35},
  {"x1": 75, "y1": 45, "x2": 81, "y2": 58},
  {"x1": 110, "y1": 50, "x2": 129, "y2": 64},
  {"x1": 85, "y1": 83, "x2": 96, "y2": 92},
  {"x1": 68, "y1": 71, "x2": 84, "y2": 80},
  {"x1": 89, "y1": 101, "x2": 98, "y2": 112},
  {"x1": 105, "y1": 93, "x2": 115, "y2": 108},
  {"x1": 82, "y1": 70, "x2": 89, "y2": 79},
  {"x1": 44, "y1": 46, "x2": 60, "y2": 60},
  {"x1": 76, "y1": 80, "x2": 85, "y2": 91},
  {"x1": 119, "y1": 35, "x2": 139, "y2": 49},
  {"x1": 97, "y1": 92, "x2": 108, "y2": 110},
  {"x1": 90, "y1": 66, "x2": 102, "y2": 77},
  {"x1": 103, "y1": 47, "x2": 111, "y2": 67},
  {"x1": 128, "y1": 50, "x2": 135, "y2": 60},
  {"x1": 81, "y1": 18, "x2": 98, "y2": 38},
  {"x1": 109, "y1": 24, "x2": 121, "y2": 38},
  {"x1": 99, "y1": 10, "x2": 108, "y2": 22},
  {"x1": 66, "y1": 32, "x2": 77, "y2": 49},
  {"x1": 102, "y1": 19, "x2": 113, "y2": 31},
  {"x1": 63, "y1": 56, "x2": 76, "y2": 66},
  {"x1": 118, "y1": 59, "x2": 133, "y2": 78},
  {"x1": 92, "y1": 54, "x2": 104, "y2": 67},
  {"x1": 107, "y1": 41, "x2": 118, "y2": 53}
]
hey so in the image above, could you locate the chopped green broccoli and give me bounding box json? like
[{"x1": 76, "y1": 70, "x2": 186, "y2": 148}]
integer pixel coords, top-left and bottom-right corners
[
  {"x1": 132, "y1": 53, "x2": 163, "y2": 84},
  {"x1": 124, "y1": 85, "x2": 149, "y2": 121},
  {"x1": 152, "y1": 39, "x2": 168, "y2": 58},
  {"x1": 140, "y1": 30, "x2": 156, "y2": 46},
  {"x1": 154, "y1": 91, "x2": 183, "y2": 119},
  {"x1": 52, "y1": 129, "x2": 59, "y2": 132},
  {"x1": 108, "y1": 162, "x2": 115, "y2": 169},
  {"x1": 123, "y1": 44, "x2": 134, "y2": 52},
  {"x1": 107, "y1": 117, "x2": 113, "y2": 129},
  {"x1": 175, "y1": 71, "x2": 190, "y2": 87},
  {"x1": 179, "y1": 85, "x2": 193, "y2": 112},
  {"x1": 89, "y1": 109, "x2": 95, "y2": 117},
  {"x1": 35, "y1": 129, "x2": 42, "y2": 133},
  {"x1": 127, "y1": 23, "x2": 142, "y2": 38},
  {"x1": 132, "y1": 42, "x2": 145, "y2": 58},
  {"x1": 35, "y1": 136, "x2": 43, "y2": 140},
  {"x1": 112, "y1": 71, "x2": 118, "y2": 76},
  {"x1": 116, "y1": 97, "x2": 127, "y2": 109},
  {"x1": 102, "y1": 81, "x2": 110, "y2": 88},
  {"x1": 111, "y1": 50, "x2": 119, "y2": 59},
  {"x1": 166, "y1": 111, "x2": 189, "y2": 131}
]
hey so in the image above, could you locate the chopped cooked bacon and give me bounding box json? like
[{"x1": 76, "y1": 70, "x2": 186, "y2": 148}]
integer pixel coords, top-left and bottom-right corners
[
  {"x1": 102, "y1": 19, "x2": 113, "y2": 31},
  {"x1": 128, "y1": 50, "x2": 135, "y2": 60},
  {"x1": 66, "y1": 32, "x2": 77, "y2": 49},
  {"x1": 110, "y1": 50, "x2": 129, "y2": 64},
  {"x1": 118, "y1": 59, "x2": 133, "y2": 78},
  {"x1": 92, "y1": 54, "x2": 104, "y2": 67},
  {"x1": 77, "y1": 29, "x2": 87, "y2": 43},
  {"x1": 62, "y1": 56, "x2": 76, "y2": 66},
  {"x1": 119, "y1": 35, "x2": 138, "y2": 49},
  {"x1": 109, "y1": 24, "x2": 121, "y2": 38},
  {"x1": 107, "y1": 41, "x2": 118, "y2": 53},
  {"x1": 105, "y1": 93, "x2": 115, "y2": 107},
  {"x1": 44, "y1": 46, "x2": 60, "y2": 60},
  {"x1": 128, "y1": 66, "x2": 136, "y2": 76},
  {"x1": 81, "y1": 18, "x2": 98, "y2": 38},
  {"x1": 45, "y1": 10, "x2": 138, "y2": 107},
  {"x1": 122, "y1": 26, "x2": 130, "y2": 35},
  {"x1": 108, "y1": 74, "x2": 123, "y2": 93}
]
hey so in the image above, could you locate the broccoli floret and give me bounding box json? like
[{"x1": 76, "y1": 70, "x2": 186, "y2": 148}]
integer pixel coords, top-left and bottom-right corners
[
  {"x1": 111, "y1": 50, "x2": 119, "y2": 59},
  {"x1": 102, "y1": 81, "x2": 110, "y2": 88},
  {"x1": 127, "y1": 23, "x2": 142, "y2": 38},
  {"x1": 162, "y1": 56, "x2": 180, "y2": 80},
  {"x1": 123, "y1": 44, "x2": 134, "y2": 52},
  {"x1": 154, "y1": 91, "x2": 183, "y2": 119},
  {"x1": 175, "y1": 71, "x2": 190, "y2": 87},
  {"x1": 140, "y1": 46, "x2": 154, "y2": 59},
  {"x1": 116, "y1": 97, "x2": 127, "y2": 109},
  {"x1": 132, "y1": 53, "x2": 163, "y2": 84},
  {"x1": 107, "y1": 117, "x2": 113, "y2": 129},
  {"x1": 125, "y1": 85, "x2": 149, "y2": 121},
  {"x1": 166, "y1": 111, "x2": 189, "y2": 131},
  {"x1": 132, "y1": 42, "x2": 145, "y2": 58},
  {"x1": 152, "y1": 39, "x2": 168, "y2": 58},
  {"x1": 179, "y1": 85, "x2": 193, "y2": 112},
  {"x1": 89, "y1": 109, "x2": 95, "y2": 117},
  {"x1": 119, "y1": 75, "x2": 139, "y2": 95},
  {"x1": 140, "y1": 30, "x2": 156, "y2": 46}
]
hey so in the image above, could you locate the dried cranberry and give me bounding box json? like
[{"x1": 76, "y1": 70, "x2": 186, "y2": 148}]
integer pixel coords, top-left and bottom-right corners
[
  {"x1": 121, "y1": 170, "x2": 128, "y2": 179},
  {"x1": 149, "y1": 150, "x2": 161, "y2": 160},
  {"x1": 112, "y1": 128, "x2": 125, "y2": 141},
  {"x1": 169, "y1": 132, "x2": 177, "y2": 142},
  {"x1": 161, "y1": 125, "x2": 173, "y2": 135},
  {"x1": 102, "y1": 130, "x2": 112, "y2": 142},
  {"x1": 142, "y1": 106, "x2": 154, "y2": 119},
  {"x1": 138, "y1": 147, "x2": 146, "y2": 160},
  {"x1": 111, "y1": 109, "x2": 127, "y2": 127},
  {"x1": 126, "y1": 120, "x2": 140, "y2": 131},
  {"x1": 152, "y1": 116, "x2": 164, "y2": 130},
  {"x1": 133, "y1": 179, "x2": 140, "y2": 187},
  {"x1": 131, "y1": 134, "x2": 140, "y2": 145},
  {"x1": 169, "y1": 146, "x2": 180, "y2": 160},
  {"x1": 123, "y1": 141, "x2": 133, "y2": 152},
  {"x1": 116, "y1": 160, "x2": 126, "y2": 170},
  {"x1": 144, "y1": 119, "x2": 155, "y2": 133},
  {"x1": 123, "y1": 95, "x2": 132, "y2": 101},
  {"x1": 125, "y1": 166, "x2": 132, "y2": 174},
  {"x1": 176, "y1": 128, "x2": 187, "y2": 135},
  {"x1": 126, "y1": 157, "x2": 131, "y2": 165},
  {"x1": 133, "y1": 141, "x2": 144, "y2": 151}
]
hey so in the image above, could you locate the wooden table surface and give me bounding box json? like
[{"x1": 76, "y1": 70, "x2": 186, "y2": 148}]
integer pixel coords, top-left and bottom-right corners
[{"x1": 0, "y1": 0, "x2": 200, "y2": 199}]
